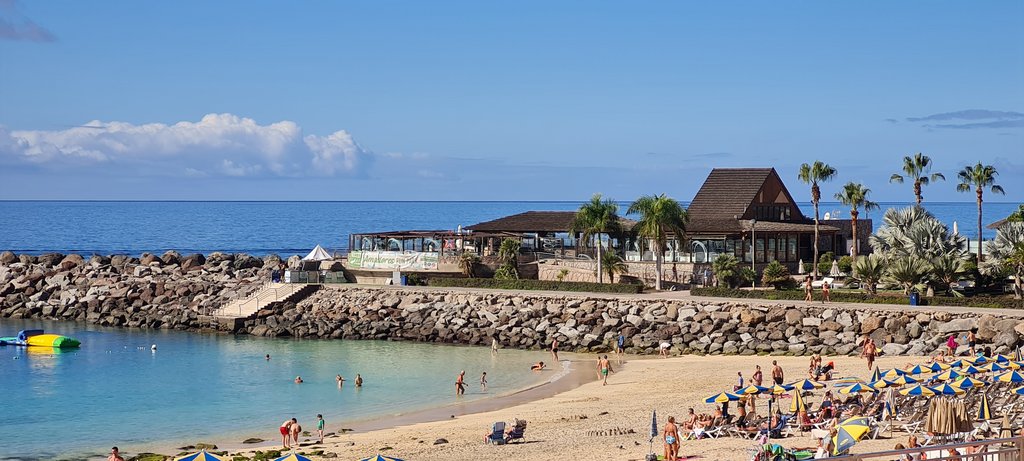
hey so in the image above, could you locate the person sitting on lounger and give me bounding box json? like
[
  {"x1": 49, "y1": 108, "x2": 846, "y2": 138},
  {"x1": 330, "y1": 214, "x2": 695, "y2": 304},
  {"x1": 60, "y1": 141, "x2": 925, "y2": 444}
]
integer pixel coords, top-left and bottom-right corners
[{"x1": 683, "y1": 408, "x2": 698, "y2": 431}]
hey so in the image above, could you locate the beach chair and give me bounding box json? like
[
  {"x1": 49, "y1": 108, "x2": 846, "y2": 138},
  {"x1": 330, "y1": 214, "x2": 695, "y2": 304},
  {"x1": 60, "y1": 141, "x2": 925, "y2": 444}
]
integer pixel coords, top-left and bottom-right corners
[
  {"x1": 505, "y1": 419, "x2": 527, "y2": 444},
  {"x1": 485, "y1": 421, "x2": 506, "y2": 445}
]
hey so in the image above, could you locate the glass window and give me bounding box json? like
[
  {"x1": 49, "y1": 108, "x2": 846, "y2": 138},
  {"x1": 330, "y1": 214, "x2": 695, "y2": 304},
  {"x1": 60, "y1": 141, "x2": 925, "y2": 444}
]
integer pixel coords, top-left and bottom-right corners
[
  {"x1": 756, "y1": 237, "x2": 765, "y2": 263},
  {"x1": 767, "y1": 235, "x2": 776, "y2": 261},
  {"x1": 788, "y1": 235, "x2": 798, "y2": 261}
]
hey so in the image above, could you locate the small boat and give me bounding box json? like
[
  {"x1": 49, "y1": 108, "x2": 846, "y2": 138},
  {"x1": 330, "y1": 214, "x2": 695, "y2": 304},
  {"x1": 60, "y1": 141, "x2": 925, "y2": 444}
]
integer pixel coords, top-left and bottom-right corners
[{"x1": 0, "y1": 329, "x2": 81, "y2": 348}]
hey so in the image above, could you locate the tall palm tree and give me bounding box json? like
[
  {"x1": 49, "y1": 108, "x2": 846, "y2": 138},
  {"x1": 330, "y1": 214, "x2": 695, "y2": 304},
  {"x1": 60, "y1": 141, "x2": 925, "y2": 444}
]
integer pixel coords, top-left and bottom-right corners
[
  {"x1": 889, "y1": 153, "x2": 945, "y2": 205},
  {"x1": 834, "y1": 182, "x2": 879, "y2": 259},
  {"x1": 627, "y1": 194, "x2": 688, "y2": 291},
  {"x1": 956, "y1": 163, "x2": 1005, "y2": 264},
  {"x1": 570, "y1": 194, "x2": 621, "y2": 283},
  {"x1": 797, "y1": 161, "x2": 838, "y2": 278}
]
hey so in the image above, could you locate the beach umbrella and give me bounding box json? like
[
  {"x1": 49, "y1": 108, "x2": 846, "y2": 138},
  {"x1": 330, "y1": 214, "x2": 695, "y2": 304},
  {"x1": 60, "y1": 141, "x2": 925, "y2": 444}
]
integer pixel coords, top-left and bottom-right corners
[
  {"x1": 904, "y1": 364, "x2": 929, "y2": 375},
  {"x1": 981, "y1": 362, "x2": 1008, "y2": 372},
  {"x1": 958, "y1": 365, "x2": 982, "y2": 374},
  {"x1": 881, "y1": 368, "x2": 907, "y2": 380},
  {"x1": 798, "y1": 259, "x2": 804, "y2": 274},
  {"x1": 737, "y1": 384, "x2": 771, "y2": 395},
  {"x1": 175, "y1": 452, "x2": 225, "y2": 461},
  {"x1": 790, "y1": 388, "x2": 807, "y2": 413},
  {"x1": 1014, "y1": 386, "x2": 1024, "y2": 395},
  {"x1": 948, "y1": 359, "x2": 970, "y2": 368},
  {"x1": 869, "y1": 367, "x2": 881, "y2": 382},
  {"x1": 705, "y1": 392, "x2": 742, "y2": 403},
  {"x1": 839, "y1": 382, "x2": 877, "y2": 395},
  {"x1": 788, "y1": 379, "x2": 825, "y2": 390},
  {"x1": 933, "y1": 369, "x2": 962, "y2": 382},
  {"x1": 768, "y1": 383, "x2": 794, "y2": 395},
  {"x1": 829, "y1": 260, "x2": 841, "y2": 276},
  {"x1": 996, "y1": 371, "x2": 1024, "y2": 383},
  {"x1": 1016, "y1": 346, "x2": 1023, "y2": 362},
  {"x1": 357, "y1": 456, "x2": 405, "y2": 461},
  {"x1": 831, "y1": 417, "x2": 872, "y2": 455},
  {"x1": 953, "y1": 221, "x2": 959, "y2": 234},
  {"x1": 648, "y1": 409, "x2": 657, "y2": 455},
  {"x1": 1000, "y1": 415, "x2": 1014, "y2": 439},
  {"x1": 1011, "y1": 361, "x2": 1024, "y2": 370},
  {"x1": 952, "y1": 377, "x2": 987, "y2": 389},
  {"x1": 900, "y1": 384, "x2": 938, "y2": 397},
  {"x1": 890, "y1": 374, "x2": 919, "y2": 386},
  {"x1": 967, "y1": 355, "x2": 988, "y2": 365},
  {"x1": 927, "y1": 361, "x2": 950, "y2": 372},
  {"x1": 931, "y1": 383, "x2": 966, "y2": 395},
  {"x1": 977, "y1": 393, "x2": 992, "y2": 421},
  {"x1": 868, "y1": 379, "x2": 896, "y2": 389},
  {"x1": 991, "y1": 354, "x2": 1011, "y2": 363},
  {"x1": 274, "y1": 454, "x2": 316, "y2": 461}
]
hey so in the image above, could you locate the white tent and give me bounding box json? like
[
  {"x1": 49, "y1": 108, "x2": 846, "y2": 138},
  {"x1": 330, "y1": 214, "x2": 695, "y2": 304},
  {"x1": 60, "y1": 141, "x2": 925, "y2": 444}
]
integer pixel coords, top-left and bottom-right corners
[{"x1": 302, "y1": 244, "x2": 332, "y2": 261}]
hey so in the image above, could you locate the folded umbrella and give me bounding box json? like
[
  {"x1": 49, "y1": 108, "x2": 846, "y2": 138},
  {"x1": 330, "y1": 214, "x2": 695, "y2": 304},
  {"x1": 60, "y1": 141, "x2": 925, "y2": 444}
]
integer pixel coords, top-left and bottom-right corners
[
  {"x1": 790, "y1": 388, "x2": 807, "y2": 413},
  {"x1": 977, "y1": 393, "x2": 992, "y2": 421},
  {"x1": 869, "y1": 367, "x2": 881, "y2": 382}
]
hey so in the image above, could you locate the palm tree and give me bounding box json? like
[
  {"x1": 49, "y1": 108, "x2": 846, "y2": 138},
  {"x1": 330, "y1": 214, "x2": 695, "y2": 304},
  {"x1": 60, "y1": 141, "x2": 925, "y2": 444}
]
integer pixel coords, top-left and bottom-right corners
[
  {"x1": 889, "y1": 153, "x2": 945, "y2": 205},
  {"x1": 570, "y1": 194, "x2": 622, "y2": 283},
  {"x1": 834, "y1": 182, "x2": 879, "y2": 259},
  {"x1": 852, "y1": 254, "x2": 884, "y2": 295},
  {"x1": 600, "y1": 251, "x2": 629, "y2": 283},
  {"x1": 627, "y1": 194, "x2": 688, "y2": 291},
  {"x1": 797, "y1": 161, "x2": 838, "y2": 278},
  {"x1": 983, "y1": 222, "x2": 1024, "y2": 299},
  {"x1": 886, "y1": 256, "x2": 932, "y2": 295},
  {"x1": 458, "y1": 253, "x2": 479, "y2": 278},
  {"x1": 956, "y1": 163, "x2": 1005, "y2": 265},
  {"x1": 712, "y1": 254, "x2": 739, "y2": 288}
]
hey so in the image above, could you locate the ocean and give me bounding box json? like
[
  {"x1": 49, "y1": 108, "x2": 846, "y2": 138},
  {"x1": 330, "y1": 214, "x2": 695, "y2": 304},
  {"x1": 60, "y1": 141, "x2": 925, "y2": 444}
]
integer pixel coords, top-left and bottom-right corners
[
  {"x1": 0, "y1": 201, "x2": 1017, "y2": 256},
  {"x1": 0, "y1": 318, "x2": 557, "y2": 460}
]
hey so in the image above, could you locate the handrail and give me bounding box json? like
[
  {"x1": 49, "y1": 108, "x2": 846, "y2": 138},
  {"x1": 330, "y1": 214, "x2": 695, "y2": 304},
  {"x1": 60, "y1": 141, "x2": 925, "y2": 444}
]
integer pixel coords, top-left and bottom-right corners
[{"x1": 829, "y1": 436, "x2": 1023, "y2": 461}]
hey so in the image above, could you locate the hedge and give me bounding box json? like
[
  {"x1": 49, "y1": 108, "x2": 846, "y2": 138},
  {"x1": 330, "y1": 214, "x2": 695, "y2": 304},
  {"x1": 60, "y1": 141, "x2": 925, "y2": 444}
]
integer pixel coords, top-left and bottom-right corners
[
  {"x1": 690, "y1": 287, "x2": 1023, "y2": 309},
  {"x1": 426, "y1": 277, "x2": 644, "y2": 294}
]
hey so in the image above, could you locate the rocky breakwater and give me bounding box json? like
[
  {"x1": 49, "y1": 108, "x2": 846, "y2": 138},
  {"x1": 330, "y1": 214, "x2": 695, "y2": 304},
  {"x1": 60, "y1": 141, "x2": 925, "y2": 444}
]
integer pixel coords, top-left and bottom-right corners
[
  {"x1": 246, "y1": 286, "x2": 1024, "y2": 356},
  {"x1": 0, "y1": 250, "x2": 282, "y2": 329}
]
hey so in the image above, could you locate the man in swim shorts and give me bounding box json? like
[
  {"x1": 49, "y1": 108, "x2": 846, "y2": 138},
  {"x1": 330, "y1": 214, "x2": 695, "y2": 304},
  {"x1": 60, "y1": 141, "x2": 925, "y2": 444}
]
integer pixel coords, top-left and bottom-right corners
[
  {"x1": 290, "y1": 418, "x2": 301, "y2": 447},
  {"x1": 280, "y1": 419, "x2": 293, "y2": 448},
  {"x1": 598, "y1": 355, "x2": 613, "y2": 386},
  {"x1": 455, "y1": 370, "x2": 466, "y2": 396},
  {"x1": 772, "y1": 360, "x2": 784, "y2": 385},
  {"x1": 108, "y1": 447, "x2": 125, "y2": 461}
]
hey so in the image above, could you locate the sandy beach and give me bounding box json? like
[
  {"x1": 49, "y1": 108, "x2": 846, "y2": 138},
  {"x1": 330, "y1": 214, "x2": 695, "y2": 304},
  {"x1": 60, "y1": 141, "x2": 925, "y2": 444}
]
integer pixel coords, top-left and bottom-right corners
[{"x1": 227, "y1": 353, "x2": 930, "y2": 461}]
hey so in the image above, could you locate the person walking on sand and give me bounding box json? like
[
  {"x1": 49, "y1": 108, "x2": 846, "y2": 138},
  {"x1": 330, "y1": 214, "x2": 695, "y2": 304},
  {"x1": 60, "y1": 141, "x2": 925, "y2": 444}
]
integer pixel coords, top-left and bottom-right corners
[
  {"x1": 279, "y1": 419, "x2": 293, "y2": 448},
  {"x1": 663, "y1": 415, "x2": 680, "y2": 461},
  {"x1": 804, "y1": 275, "x2": 813, "y2": 301},
  {"x1": 290, "y1": 418, "x2": 301, "y2": 447},
  {"x1": 862, "y1": 338, "x2": 877, "y2": 371},
  {"x1": 598, "y1": 355, "x2": 613, "y2": 385},
  {"x1": 753, "y1": 365, "x2": 763, "y2": 386},
  {"x1": 480, "y1": 371, "x2": 488, "y2": 391},
  {"x1": 455, "y1": 370, "x2": 466, "y2": 396},
  {"x1": 550, "y1": 338, "x2": 560, "y2": 362},
  {"x1": 108, "y1": 447, "x2": 125, "y2": 461},
  {"x1": 772, "y1": 360, "x2": 784, "y2": 385},
  {"x1": 821, "y1": 280, "x2": 831, "y2": 303},
  {"x1": 616, "y1": 333, "x2": 625, "y2": 357},
  {"x1": 316, "y1": 414, "x2": 325, "y2": 443},
  {"x1": 735, "y1": 371, "x2": 744, "y2": 391}
]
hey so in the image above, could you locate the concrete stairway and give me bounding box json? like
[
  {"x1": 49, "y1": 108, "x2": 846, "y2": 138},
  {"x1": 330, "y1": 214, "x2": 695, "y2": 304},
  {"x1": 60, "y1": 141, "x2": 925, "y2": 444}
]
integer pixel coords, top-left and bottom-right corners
[{"x1": 214, "y1": 283, "x2": 318, "y2": 319}]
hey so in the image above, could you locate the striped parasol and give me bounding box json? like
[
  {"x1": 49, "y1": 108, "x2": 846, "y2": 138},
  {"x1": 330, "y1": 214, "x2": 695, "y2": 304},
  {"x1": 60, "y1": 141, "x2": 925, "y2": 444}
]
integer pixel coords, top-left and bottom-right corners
[
  {"x1": 931, "y1": 383, "x2": 966, "y2": 395},
  {"x1": 832, "y1": 417, "x2": 872, "y2": 455},
  {"x1": 1011, "y1": 361, "x2": 1024, "y2": 370},
  {"x1": 175, "y1": 452, "x2": 226, "y2": 461},
  {"x1": 991, "y1": 354, "x2": 1011, "y2": 363},
  {"x1": 839, "y1": 382, "x2": 877, "y2": 395},
  {"x1": 274, "y1": 454, "x2": 316, "y2": 461},
  {"x1": 768, "y1": 383, "x2": 794, "y2": 395},
  {"x1": 967, "y1": 355, "x2": 988, "y2": 365},
  {"x1": 951, "y1": 376, "x2": 987, "y2": 389},
  {"x1": 889, "y1": 374, "x2": 919, "y2": 386},
  {"x1": 737, "y1": 384, "x2": 772, "y2": 395},
  {"x1": 995, "y1": 371, "x2": 1024, "y2": 383},
  {"x1": 904, "y1": 364, "x2": 930, "y2": 375},
  {"x1": 869, "y1": 367, "x2": 881, "y2": 382},
  {"x1": 790, "y1": 389, "x2": 807, "y2": 413},
  {"x1": 1014, "y1": 386, "x2": 1024, "y2": 395},
  {"x1": 977, "y1": 393, "x2": 992, "y2": 421},
  {"x1": 957, "y1": 365, "x2": 982, "y2": 374},
  {"x1": 705, "y1": 392, "x2": 742, "y2": 403},
  {"x1": 981, "y1": 362, "x2": 1009, "y2": 373},
  {"x1": 358, "y1": 456, "x2": 405, "y2": 461},
  {"x1": 949, "y1": 359, "x2": 970, "y2": 368},
  {"x1": 899, "y1": 384, "x2": 938, "y2": 396},
  {"x1": 868, "y1": 379, "x2": 896, "y2": 389},
  {"x1": 788, "y1": 379, "x2": 826, "y2": 390},
  {"x1": 927, "y1": 361, "x2": 951, "y2": 372},
  {"x1": 881, "y1": 368, "x2": 907, "y2": 379},
  {"x1": 933, "y1": 369, "x2": 962, "y2": 382}
]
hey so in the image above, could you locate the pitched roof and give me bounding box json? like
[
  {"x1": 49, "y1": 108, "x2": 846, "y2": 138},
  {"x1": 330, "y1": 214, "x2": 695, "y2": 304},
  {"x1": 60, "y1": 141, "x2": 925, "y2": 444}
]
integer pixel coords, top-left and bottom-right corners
[
  {"x1": 687, "y1": 168, "x2": 774, "y2": 221},
  {"x1": 467, "y1": 211, "x2": 635, "y2": 233}
]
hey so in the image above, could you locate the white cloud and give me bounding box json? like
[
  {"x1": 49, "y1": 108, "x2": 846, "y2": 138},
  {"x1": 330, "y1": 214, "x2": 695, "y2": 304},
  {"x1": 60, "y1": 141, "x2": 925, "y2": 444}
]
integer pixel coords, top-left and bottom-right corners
[{"x1": 0, "y1": 113, "x2": 370, "y2": 177}]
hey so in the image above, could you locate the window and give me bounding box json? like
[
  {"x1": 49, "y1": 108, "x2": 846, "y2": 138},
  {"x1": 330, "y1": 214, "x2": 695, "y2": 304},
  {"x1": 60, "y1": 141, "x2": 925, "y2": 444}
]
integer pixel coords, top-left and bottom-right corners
[
  {"x1": 788, "y1": 235, "x2": 798, "y2": 261},
  {"x1": 768, "y1": 236, "x2": 777, "y2": 261}
]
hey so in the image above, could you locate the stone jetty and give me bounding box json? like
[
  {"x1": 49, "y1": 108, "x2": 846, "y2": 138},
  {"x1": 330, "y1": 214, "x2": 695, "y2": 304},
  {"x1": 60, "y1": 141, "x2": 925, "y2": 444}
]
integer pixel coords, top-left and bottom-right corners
[{"x1": 2, "y1": 251, "x2": 1023, "y2": 356}]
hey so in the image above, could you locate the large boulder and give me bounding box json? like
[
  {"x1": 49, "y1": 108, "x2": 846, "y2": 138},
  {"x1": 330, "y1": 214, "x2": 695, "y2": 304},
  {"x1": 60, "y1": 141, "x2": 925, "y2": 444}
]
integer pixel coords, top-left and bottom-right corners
[
  {"x1": 233, "y1": 253, "x2": 263, "y2": 270},
  {"x1": 0, "y1": 251, "x2": 16, "y2": 265},
  {"x1": 161, "y1": 250, "x2": 182, "y2": 266},
  {"x1": 860, "y1": 316, "x2": 883, "y2": 334},
  {"x1": 59, "y1": 254, "x2": 85, "y2": 270},
  {"x1": 263, "y1": 253, "x2": 283, "y2": 268},
  {"x1": 206, "y1": 252, "x2": 234, "y2": 266},
  {"x1": 36, "y1": 252, "x2": 65, "y2": 267},
  {"x1": 286, "y1": 255, "x2": 302, "y2": 269},
  {"x1": 180, "y1": 253, "x2": 206, "y2": 271},
  {"x1": 937, "y1": 318, "x2": 976, "y2": 335},
  {"x1": 139, "y1": 253, "x2": 162, "y2": 266}
]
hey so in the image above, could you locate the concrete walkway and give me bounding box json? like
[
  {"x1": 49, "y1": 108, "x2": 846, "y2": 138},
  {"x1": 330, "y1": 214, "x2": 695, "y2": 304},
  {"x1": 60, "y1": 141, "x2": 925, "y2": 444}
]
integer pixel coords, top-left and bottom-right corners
[
  {"x1": 214, "y1": 282, "x2": 305, "y2": 318},
  {"x1": 334, "y1": 283, "x2": 1024, "y2": 319}
]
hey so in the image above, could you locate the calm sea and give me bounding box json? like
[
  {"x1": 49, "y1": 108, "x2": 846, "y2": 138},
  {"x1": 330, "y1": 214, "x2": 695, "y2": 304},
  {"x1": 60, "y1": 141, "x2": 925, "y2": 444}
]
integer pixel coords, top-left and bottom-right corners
[
  {"x1": 0, "y1": 201, "x2": 1017, "y2": 256},
  {"x1": 0, "y1": 318, "x2": 556, "y2": 460}
]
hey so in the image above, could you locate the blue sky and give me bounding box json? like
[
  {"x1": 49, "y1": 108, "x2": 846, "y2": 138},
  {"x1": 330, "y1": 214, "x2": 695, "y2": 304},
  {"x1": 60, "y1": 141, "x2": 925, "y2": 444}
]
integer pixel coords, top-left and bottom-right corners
[{"x1": 1, "y1": 1, "x2": 1022, "y2": 202}]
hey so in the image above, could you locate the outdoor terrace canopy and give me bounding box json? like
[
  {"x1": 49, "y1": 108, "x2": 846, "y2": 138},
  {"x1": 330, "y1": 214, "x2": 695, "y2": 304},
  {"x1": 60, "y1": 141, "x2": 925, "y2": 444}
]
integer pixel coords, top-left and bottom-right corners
[{"x1": 466, "y1": 211, "x2": 636, "y2": 234}]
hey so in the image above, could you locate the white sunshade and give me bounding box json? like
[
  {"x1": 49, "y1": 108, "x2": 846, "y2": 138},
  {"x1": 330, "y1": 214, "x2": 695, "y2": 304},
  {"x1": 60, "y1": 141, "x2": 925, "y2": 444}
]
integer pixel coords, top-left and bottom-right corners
[{"x1": 302, "y1": 244, "x2": 332, "y2": 261}]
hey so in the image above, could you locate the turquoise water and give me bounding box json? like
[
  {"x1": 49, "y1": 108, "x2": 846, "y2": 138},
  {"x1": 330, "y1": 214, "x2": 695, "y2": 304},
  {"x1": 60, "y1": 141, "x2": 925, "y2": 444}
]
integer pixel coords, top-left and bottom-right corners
[{"x1": 0, "y1": 319, "x2": 554, "y2": 460}]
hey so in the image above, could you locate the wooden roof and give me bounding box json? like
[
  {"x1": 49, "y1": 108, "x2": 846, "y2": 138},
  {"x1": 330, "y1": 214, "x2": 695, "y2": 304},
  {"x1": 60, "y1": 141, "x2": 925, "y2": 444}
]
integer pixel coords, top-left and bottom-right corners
[
  {"x1": 687, "y1": 168, "x2": 829, "y2": 234},
  {"x1": 467, "y1": 211, "x2": 635, "y2": 233}
]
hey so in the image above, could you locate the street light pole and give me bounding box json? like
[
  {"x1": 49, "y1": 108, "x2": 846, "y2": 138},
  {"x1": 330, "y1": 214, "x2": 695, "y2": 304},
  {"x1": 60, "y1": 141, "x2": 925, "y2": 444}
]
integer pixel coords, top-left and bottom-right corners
[{"x1": 751, "y1": 218, "x2": 757, "y2": 288}]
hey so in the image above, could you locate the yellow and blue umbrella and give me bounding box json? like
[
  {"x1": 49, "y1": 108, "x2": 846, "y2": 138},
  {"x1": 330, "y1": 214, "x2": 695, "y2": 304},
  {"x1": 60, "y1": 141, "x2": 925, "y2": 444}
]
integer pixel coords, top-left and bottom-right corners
[
  {"x1": 991, "y1": 354, "x2": 1011, "y2": 363},
  {"x1": 890, "y1": 374, "x2": 919, "y2": 386},
  {"x1": 790, "y1": 389, "x2": 807, "y2": 413},
  {"x1": 995, "y1": 371, "x2": 1024, "y2": 383},
  {"x1": 958, "y1": 365, "x2": 982, "y2": 374},
  {"x1": 977, "y1": 393, "x2": 992, "y2": 421},
  {"x1": 949, "y1": 359, "x2": 969, "y2": 368},
  {"x1": 832, "y1": 417, "x2": 872, "y2": 455},
  {"x1": 933, "y1": 369, "x2": 962, "y2": 382},
  {"x1": 768, "y1": 383, "x2": 794, "y2": 395},
  {"x1": 931, "y1": 383, "x2": 966, "y2": 395},
  {"x1": 1014, "y1": 386, "x2": 1024, "y2": 395},
  {"x1": 881, "y1": 368, "x2": 907, "y2": 379},
  {"x1": 1010, "y1": 361, "x2": 1024, "y2": 370},
  {"x1": 967, "y1": 355, "x2": 988, "y2": 365},
  {"x1": 869, "y1": 367, "x2": 881, "y2": 382},
  {"x1": 788, "y1": 379, "x2": 825, "y2": 390},
  {"x1": 705, "y1": 392, "x2": 742, "y2": 403},
  {"x1": 737, "y1": 384, "x2": 771, "y2": 395},
  {"x1": 905, "y1": 364, "x2": 930, "y2": 375},
  {"x1": 839, "y1": 382, "x2": 877, "y2": 394},
  {"x1": 868, "y1": 379, "x2": 896, "y2": 389},
  {"x1": 982, "y1": 362, "x2": 1008, "y2": 372},
  {"x1": 274, "y1": 454, "x2": 314, "y2": 461},
  {"x1": 952, "y1": 377, "x2": 987, "y2": 389},
  {"x1": 175, "y1": 452, "x2": 225, "y2": 461},
  {"x1": 358, "y1": 456, "x2": 405, "y2": 461},
  {"x1": 928, "y1": 361, "x2": 951, "y2": 372},
  {"x1": 899, "y1": 384, "x2": 938, "y2": 396}
]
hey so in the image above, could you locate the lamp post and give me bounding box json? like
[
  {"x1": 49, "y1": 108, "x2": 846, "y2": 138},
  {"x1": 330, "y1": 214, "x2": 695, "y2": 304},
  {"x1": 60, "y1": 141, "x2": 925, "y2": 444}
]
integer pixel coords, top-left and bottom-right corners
[{"x1": 750, "y1": 218, "x2": 756, "y2": 288}]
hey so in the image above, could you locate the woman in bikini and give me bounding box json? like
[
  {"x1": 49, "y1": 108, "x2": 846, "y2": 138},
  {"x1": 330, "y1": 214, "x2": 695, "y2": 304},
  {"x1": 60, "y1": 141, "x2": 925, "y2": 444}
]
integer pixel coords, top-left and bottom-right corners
[
  {"x1": 804, "y1": 276, "x2": 813, "y2": 301},
  {"x1": 664, "y1": 416, "x2": 680, "y2": 461}
]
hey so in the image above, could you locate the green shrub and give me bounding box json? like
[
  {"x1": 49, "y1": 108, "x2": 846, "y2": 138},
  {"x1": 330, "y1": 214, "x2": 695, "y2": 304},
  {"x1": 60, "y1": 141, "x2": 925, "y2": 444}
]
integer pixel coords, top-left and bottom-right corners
[
  {"x1": 761, "y1": 260, "x2": 795, "y2": 289},
  {"x1": 818, "y1": 251, "x2": 835, "y2": 276},
  {"x1": 838, "y1": 255, "x2": 853, "y2": 274},
  {"x1": 803, "y1": 261, "x2": 814, "y2": 274},
  {"x1": 689, "y1": 287, "x2": 1022, "y2": 309},
  {"x1": 426, "y1": 277, "x2": 643, "y2": 294}
]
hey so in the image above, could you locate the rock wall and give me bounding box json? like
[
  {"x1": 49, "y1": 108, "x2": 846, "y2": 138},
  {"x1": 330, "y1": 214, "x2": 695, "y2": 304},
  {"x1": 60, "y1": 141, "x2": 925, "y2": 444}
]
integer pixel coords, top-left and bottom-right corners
[
  {"x1": 0, "y1": 251, "x2": 279, "y2": 330},
  {"x1": 244, "y1": 286, "x2": 1024, "y2": 356}
]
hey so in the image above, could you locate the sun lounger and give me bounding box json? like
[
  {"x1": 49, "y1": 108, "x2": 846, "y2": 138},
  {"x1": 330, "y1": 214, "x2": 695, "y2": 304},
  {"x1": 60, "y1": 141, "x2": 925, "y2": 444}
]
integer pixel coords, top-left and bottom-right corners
[
  {"x1": 505, "y1": 419, "x2": 527, "y2": 444},
  {"x1": 485, "y1": 421, "x2": 506, "y2": 445}
]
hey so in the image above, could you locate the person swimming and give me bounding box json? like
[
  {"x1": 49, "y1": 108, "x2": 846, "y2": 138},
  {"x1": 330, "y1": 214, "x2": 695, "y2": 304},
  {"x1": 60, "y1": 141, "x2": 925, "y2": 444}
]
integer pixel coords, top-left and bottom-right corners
[
  {"x1": 294, "y1": 376, "x2": 303, "y2": 384},
  {"x1": 531, "y1": 361, "x2": 545, "y2": 371}
]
